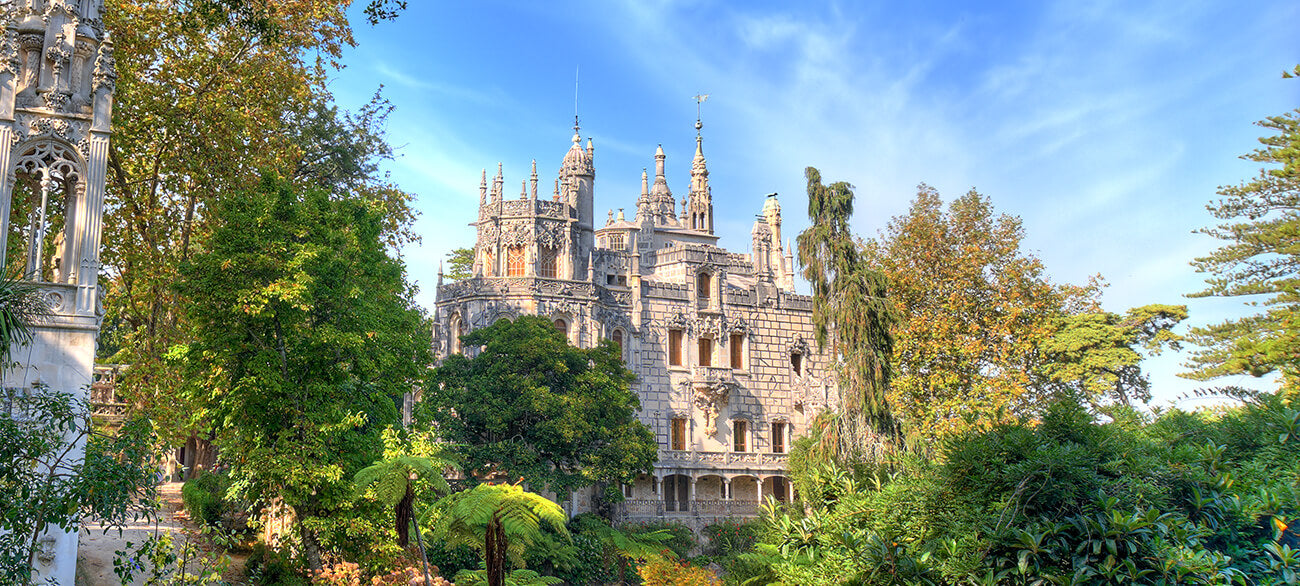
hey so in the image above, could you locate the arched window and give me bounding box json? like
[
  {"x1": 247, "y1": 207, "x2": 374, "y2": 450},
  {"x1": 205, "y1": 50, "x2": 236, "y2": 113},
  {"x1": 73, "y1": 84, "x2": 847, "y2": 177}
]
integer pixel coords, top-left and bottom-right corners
[
  {"x1": 791, "y1": 352, "x2": 803, "y2": 376},
  {"x1": 482, "y1": 249, "x2": 494, "y2": 276},
  {"x1": 506, "y1": 246, "x2": 525, "y2": 276},
  {"x1": 451, "y1": 318, "x2": 466, "y2": 354},
  {"x1": 611, "y1": 329, "x2": 624, "y2": 352},
  {"x1": 553, "y1": 318, "x2": 567, "y2": 335},
  {"x1": 538, "y1": 246, "x2": 558, "y2": 278}
]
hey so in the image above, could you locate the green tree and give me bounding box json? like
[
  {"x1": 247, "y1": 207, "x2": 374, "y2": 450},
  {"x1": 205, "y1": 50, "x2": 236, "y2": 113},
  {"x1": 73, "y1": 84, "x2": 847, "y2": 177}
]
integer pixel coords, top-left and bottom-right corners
[
  {"x1": 445, "y1": 247, "x2": 475, "y2": 281},
  {"x1": 1040, "y1": 304, "x2": 1187, "y2": 407},
  {"x1": 862, "y1": 186, "x2": 1092, "y2": 436},
  {"x1": 422, "y1": 316, "x2": 656, "y2": 502},
  {"x1": 795, "y1": 167, "x2": 897, "y2": 460},
  {"x1": 431, "y1": 483, "x2": 568, "y2": 586},
  {"x1": 354, "y1": 429, "x2": 454, "y2": 548},
  {"x1": 175, "y1": 175, "x2": 431, "y2": 570},
  {"x1": 1185, "y1": 66, "x2": 1300, "y2": 385}
]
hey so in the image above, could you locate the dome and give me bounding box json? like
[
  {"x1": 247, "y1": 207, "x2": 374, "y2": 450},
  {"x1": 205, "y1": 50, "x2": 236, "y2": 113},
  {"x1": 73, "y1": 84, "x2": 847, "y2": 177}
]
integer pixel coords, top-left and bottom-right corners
[{"x1": 560, "y1": 120, "x2": 591, "y2": 171}]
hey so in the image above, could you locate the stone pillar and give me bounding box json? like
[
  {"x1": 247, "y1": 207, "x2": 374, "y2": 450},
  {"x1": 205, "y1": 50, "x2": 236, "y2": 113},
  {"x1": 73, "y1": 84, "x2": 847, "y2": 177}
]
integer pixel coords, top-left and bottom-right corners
[
  {"x1": 756, "y1": 477, "x2": 763, "y2": 502},
  {"x1": 722, "y1": 478, "x2": 731, "y2": 500}
]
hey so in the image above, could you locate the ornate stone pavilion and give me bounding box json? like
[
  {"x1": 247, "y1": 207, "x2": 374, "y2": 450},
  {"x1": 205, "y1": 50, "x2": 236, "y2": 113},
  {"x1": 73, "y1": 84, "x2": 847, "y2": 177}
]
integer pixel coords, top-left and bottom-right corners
[
  {"x1": 0, "y1": 0, "x2": 115, "y2": 583},
  {"x1": 433, "y1": 118, "x2": 836, "y2": 528}
]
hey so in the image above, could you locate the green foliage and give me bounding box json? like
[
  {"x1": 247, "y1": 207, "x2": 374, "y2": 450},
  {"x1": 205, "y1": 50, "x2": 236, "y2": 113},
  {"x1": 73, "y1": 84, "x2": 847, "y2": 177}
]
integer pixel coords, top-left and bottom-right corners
[
  {"x1": 422, "y1": 316, "x2": 656, "y2": 497},
  {"x1": 444, "y1": 248, "x2": 475, "y2": 281},
  {"x1": 428, "y1": 483, "x2": 568, "y2": 586},
  {"x1": 621, "y1": 520, "x2": 698, "y2": 559},
  {"x1": 176, "y1": 174, "x2": 431, "y2": 569},
  {"x1": 453, "y1": 568, "x2": 562, "y2": 586},
  {"x1": 747, "y1": 394, "x2": 1300, "y2": 585},
  {"x1": 1040, "y1": 304, "x2": 1187, "y2": 407},
  {"x1": 1186, "y1": 66, "x2": 1300, "y2": 382},
  {"x1": 0, "y1": 388, "x2": 157, "y2": 584},
  {"x1": 113, "y1": 530, "x2": 231, "y2": 586},
  {"x1": 181, "y1": 471, "x2": 231, "y2": 527},
  {"x1": 797, "y1": 167, "x2": 897, "y2": 455},
  {"x1": 246, "y1": 543, "x2": 309, "y2": 586},
  {"x1": 0, "y1": 274, "x2": 50, "y2": 363}
]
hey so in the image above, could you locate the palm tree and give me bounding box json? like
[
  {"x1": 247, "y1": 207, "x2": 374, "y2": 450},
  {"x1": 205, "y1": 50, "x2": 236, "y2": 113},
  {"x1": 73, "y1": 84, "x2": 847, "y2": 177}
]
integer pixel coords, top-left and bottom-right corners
[
  {"x1": 428, "y1": 483, "x2": 568, "y2": 586},
  {"x1": 0, "y1": 273, "x2": 50, "y2": 365}
]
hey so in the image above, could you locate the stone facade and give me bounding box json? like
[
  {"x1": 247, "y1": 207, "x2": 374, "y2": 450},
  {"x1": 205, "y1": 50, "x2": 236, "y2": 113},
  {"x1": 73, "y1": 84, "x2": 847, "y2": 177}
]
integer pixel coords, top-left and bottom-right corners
[
  {"x1": 433, "y1": 119, "x2": 836, "y2": 528},
  {"x1": 0, "y1": 0, "x2": 115, "y2": 583}
]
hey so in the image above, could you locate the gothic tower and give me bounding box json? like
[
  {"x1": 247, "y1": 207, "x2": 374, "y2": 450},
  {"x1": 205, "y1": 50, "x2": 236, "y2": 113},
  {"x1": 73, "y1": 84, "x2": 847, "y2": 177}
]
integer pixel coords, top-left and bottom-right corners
[
  {"x1": 0, "y1": 1, "x2": 115, "y2": 583},
  {"x1": 558, "y1": 117, "x2": 594, "y2": 279},
  {"x1": 686, "y1": 119, "x2": 713, "y2": 233}
]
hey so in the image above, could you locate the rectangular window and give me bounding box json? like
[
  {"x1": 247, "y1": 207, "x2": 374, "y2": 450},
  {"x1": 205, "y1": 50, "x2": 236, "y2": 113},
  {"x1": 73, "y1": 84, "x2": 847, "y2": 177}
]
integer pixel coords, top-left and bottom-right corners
[
  {"x1": 668, "y1": 329, "x2": 683, "y2": 366},
  {"x1": 482, "y1": 250, "x2": 494, "y2": 276},
  {"x1": 671, "y1": 418, "x2": 687, "y2": 451},
  {"x1": 730, "y1": 333, "x2": 744, "y2": 369},
  {"x1": 771, "y1": 422, "x2": 787, "y2": 454},
  {"x1": 506, "y1": 246, "x2": 525, "y2": 276},
  {"x1": 622, "y1": 483, "x2": 634, "y2": 498},
  {"x1": 609, "y1": 233, "x2": 625, "y2": 250},
  {"x1": 538, "y1": 246, "x2": 558, "y2": 278},
  {"x1": 698, "y1": 337, "x2": 713, "y2": 366},
  {"x1": 733, "y1": 420, "x2": 747, "y2": 452}
]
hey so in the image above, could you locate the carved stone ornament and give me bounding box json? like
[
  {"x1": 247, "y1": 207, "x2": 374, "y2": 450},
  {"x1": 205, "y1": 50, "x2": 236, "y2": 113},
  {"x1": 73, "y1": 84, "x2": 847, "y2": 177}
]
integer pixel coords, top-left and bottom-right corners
[
  {"x1": 693, "y1": 381, "x2": 732, "y2": 437},
  {"x1": 91, "y1": 33, "x2": 115, "y2": 93},
  {"x1": 536, "y1": 220, "x2": 565, "y2": 249},
  {"x1": 0, "y1": 24, "x2": 20, "y2": 77},
  {"x1": 36, "y1": 535, "x2": 57, "y2": 566},
  {"x1": 787, "y1": 335, "x2": 811, "y2": 356},
  {"x1": 16, "y1": 113, "x2": 91, "y2": 146},
  {"x1": 501, "y1": 222, "x2": 531, "y2": 246},
  {"x1": 728, "y1": 316, "x2": 750, "y2": 334}
]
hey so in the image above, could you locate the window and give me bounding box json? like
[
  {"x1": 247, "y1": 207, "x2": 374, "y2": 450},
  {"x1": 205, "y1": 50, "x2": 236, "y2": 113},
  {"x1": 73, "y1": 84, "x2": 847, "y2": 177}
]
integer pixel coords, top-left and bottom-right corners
[
  {"x1": 608, "y1": 233, "x2": 625, "y2": 250},
  {"x1": 611, "y1": 329, "x2": 624, "y2": 352},
  {"x1": 622, "y1": 483, "x2": 634, "y2": 498},
  {"x1": 538, "y1": 246, "x2": 558, "y2": 278},
  {"x1": 771, "y1": 422, "x2": 788, "y2": 454},
  {"x1": 733, "y1": 420, "x2": 748, "y2": 452},
  {"x1": 791, "y1": 353, "x2": 803, "y2": 376},
  {"x1": 482, "y1": 249, "x2": 494, "y2": 276},
  {"x1": 668, "y1": 329, "x2": 683, "y2": 366},
  {"x1": 697, "y1": 272, "x2": 711, "y2": 300},
  {"x1": 671, "y1": 418, "x2": 687, "y2": 451},
  {"x1": 698, "y1": 337, "x2": 713, "y2": 366},
  {"x1": 451, "y1": 319, "x2": 465, "y2": 354},
  {"x1": 506, "y1": 246, "x2": 525, "y2": 276},
  {"x1": 553, "y1": 318, "x2": 567, "y2": 335},
  {"x1": 730, "y1": 333, "x2": 744, "y2": 369}
]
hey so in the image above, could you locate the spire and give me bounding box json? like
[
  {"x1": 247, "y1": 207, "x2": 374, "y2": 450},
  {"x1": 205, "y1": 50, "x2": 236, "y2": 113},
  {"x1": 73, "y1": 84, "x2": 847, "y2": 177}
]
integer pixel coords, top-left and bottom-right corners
[
  {"x1": 572, "y1": 115, "x2": 581, "y2": 145},
  {"x1": 520, "y1": 180, "x2": 527, "y2": 200},
  {"x1": 529, "y1": 159, "x2": 538, "y2": 199},
  {"x1": 479, "y1": 169, "x2": 487, "y2": 205},
  {"x1": 491, "y1": 163, "x2": 503, "y2": 201},
  {"x1": 607, "y1": 209, "x2": 614, "y2": 226},
  {"x1": 553, "y1": 178, "x2": 560, "y2": 201},
  {"x1": 688, "y1": 114, "x2": 713, "y2": 233}
]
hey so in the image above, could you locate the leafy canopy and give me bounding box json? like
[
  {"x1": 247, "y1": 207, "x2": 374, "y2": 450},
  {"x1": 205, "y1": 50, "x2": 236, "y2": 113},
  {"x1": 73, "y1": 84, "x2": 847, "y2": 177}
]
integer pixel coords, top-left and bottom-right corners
[{"x1": 421, "y1": 316, "x2": 657, "y2": 497}]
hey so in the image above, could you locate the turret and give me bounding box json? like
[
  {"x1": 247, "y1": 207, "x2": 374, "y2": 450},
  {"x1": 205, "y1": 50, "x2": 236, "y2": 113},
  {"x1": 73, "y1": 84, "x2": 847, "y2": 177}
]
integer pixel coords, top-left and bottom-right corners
[
  {"x1": 649, "y1": 144, "x2": 676, "y2": 225},
  {"x1": 686, "y1": 118, "x2": 714, "y2": 233},
  {"x1": 558, "y1": 117, "x2": 595, "y2": 279}
]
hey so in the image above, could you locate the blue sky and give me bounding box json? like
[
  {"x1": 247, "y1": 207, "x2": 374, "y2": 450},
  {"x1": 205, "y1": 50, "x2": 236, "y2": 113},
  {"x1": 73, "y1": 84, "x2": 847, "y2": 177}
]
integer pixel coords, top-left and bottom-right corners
[{"x1": 330, "y1": 0, "x2": 1297, "y2": 408}]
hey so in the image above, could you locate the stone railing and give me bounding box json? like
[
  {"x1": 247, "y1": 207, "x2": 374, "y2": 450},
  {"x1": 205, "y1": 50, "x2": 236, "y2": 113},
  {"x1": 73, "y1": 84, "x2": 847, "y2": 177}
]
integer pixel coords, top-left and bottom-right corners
[
  {"x1": 619, "y1": 499, "x2": 762, "y2": 518},
  {"x1": 691, "y1": 366, "x2": 734, "y2": 387},
  {"x1": 779, "y1": 291, "x2": 814, "y2": 311},
  {"x1": 657, "y1": 449, "x2": 788, "y2": 469},
  {"x1": 492, "y1": 199, "x2": 570, "y2": 219},
  {"x1": 90, "y1": 364, "x2": 129, "y2": 424}
]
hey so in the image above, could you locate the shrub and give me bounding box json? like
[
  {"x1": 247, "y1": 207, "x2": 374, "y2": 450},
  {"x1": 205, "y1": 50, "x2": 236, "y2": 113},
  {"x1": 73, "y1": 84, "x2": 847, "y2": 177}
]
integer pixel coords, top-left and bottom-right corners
[
  {"x1": 701, "y1": 520, "x2": 762, "y2": 558},
  {"x1": 621, "y1": 520, "x2": 696, "y2": 558},
  {"x1": 247, "y1": 543, "x2": 309, "y2": 586},
  {"x1": 181, "y1": 471, "x2": 230, "y2": 527},
  {"x1": 637, "y1": 558, "x2": 719, "y2": 586}
]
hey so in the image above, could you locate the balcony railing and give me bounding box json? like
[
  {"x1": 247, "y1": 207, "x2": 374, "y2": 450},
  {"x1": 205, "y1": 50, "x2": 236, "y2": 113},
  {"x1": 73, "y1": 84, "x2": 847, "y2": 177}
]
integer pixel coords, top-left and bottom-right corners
[
  {"x1": 658, "y1": 449, "x2": 788, "y2": 469},
  {"x1": 619, "y1": 499, "x2": 762, "y2": 518}
]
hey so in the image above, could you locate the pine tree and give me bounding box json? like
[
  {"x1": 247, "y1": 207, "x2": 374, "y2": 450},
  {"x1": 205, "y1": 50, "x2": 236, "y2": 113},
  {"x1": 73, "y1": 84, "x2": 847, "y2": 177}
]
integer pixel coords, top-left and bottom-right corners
[{"x1": 1185, "y1": 66, "x2": 1300, "y2": 384}]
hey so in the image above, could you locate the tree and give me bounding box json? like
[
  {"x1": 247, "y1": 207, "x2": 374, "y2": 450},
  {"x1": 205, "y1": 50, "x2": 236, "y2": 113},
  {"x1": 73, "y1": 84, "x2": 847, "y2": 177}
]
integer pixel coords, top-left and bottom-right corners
[
  {"x1": 421, "y1": 316, "x2": 657, "y2": 502},
  {"x1": 445, "y1": 248, "x2": 475, "y2": 281},
  {"x1": 1040, "y1": 304, "x2": 1187, "y2": 407},
  {"x1": 354, "y1": 429, "x2": 454, "y2": 548},
  {"x1": 795, "y1": 167, "x2": 897, "y2": 460},
  {"x1": 0, "y1": 389, "x2": 156, "y2": 584},
  {"x1": 175, "y1": 175, "x2": 431, "y2": 570},
  {"x1": 431, "y1": 483, "x2": 568, "y2": 586},
  {"x1": 1185, "y1": 66, "x2": 1300, "y2": 385},
  {"x1": 100, "y1": 2, "x2": 417, "y2": 456},
  {"x1": 863, "y1": 186, "x2": 1091, "y2": 436},
  {"x1": 0, "y1": 275, "x2": 49, "y2": 362}
]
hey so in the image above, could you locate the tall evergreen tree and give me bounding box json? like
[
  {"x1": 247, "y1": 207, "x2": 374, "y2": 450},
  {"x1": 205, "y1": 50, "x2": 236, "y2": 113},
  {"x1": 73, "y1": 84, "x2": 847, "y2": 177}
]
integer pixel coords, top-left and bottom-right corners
[
  {"x1": 1185, "y1": 66, "x2": 1300, "y2": 387},
  {"x1": 795, "y1": 167, "x2": 897, "y2": 459}
]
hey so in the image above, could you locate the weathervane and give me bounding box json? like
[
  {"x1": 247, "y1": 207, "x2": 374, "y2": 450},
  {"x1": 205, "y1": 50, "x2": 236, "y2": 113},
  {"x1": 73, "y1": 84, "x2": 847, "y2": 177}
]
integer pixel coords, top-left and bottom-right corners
[{"x1": 694, "y1": 93, "x2": 709, "y2": 133}]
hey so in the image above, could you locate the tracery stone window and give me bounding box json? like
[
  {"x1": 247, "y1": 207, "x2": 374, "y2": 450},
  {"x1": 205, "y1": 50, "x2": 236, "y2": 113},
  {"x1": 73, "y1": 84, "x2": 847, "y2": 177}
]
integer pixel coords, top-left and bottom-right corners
[
  {"x1": 4, "y1": 142, "x2": 82, "y2": 283},
  {"x1": 506, "y1": 246, "x2": 525, "y2": 276},
  {"x1": 608, "y1": 233, "x2": 624, "y2": 250},
  {"x1": 482, "y1": 249, "x2": 494, "y2": 276},
  {"x1": 538, "y1": 246, "x2": 558, "y2": 278}
]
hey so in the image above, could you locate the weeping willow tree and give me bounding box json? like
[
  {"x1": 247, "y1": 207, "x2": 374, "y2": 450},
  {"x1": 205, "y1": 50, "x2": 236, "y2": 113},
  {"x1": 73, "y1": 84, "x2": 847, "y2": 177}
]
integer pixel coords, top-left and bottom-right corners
[{"x1": 795, "y1": 167, "x2": 897, "y2": 462}]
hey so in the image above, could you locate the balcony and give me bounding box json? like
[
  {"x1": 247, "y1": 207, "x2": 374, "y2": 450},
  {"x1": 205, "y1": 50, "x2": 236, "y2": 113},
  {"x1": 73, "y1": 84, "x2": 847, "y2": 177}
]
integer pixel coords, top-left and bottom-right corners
[
  {"x1": 690, "y1": 365, "x2": 734, "y2": 387},
  {"x1": 657, "y1": 449, "x2": 788, "y2": 470},
  {"x1": 620, "y1": 498, "x2": 762, "y2": 518}
]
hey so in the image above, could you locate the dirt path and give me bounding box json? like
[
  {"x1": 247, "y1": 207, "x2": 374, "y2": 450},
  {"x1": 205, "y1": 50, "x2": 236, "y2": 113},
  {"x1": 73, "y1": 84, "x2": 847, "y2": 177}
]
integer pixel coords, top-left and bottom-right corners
[{"x1": 75, "y1": 482, "x2": 234, "y2": 585}]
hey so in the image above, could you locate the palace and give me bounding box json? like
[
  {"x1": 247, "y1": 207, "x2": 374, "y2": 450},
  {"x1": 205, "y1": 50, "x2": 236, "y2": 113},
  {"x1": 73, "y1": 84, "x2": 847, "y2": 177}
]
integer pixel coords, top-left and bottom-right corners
[{"x1": 433, "y1": 118, "x2": 836, "y2": 528}]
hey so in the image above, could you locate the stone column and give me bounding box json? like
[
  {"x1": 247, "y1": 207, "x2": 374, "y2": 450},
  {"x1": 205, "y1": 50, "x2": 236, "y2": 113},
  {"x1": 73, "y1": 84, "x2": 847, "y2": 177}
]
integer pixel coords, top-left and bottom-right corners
[
  {"x1": 722, "y1": 478, "x2": 731, "y2": 500},
  {"x1": 756, "y1": 477, "x2": 763, "y2": 502}
]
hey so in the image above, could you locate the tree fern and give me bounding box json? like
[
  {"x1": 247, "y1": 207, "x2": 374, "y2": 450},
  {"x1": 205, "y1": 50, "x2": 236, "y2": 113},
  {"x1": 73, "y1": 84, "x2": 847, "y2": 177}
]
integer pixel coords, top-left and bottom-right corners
[{"x1": 429, "y1": 483, "x2": 569, "y2": 586}]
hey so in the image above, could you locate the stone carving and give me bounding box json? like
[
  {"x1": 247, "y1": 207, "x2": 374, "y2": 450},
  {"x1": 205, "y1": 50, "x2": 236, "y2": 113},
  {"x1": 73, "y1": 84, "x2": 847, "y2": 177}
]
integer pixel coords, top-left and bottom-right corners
[
  {"x1": 536, "y1": 220, "x2": 565, "y2": 249},
  {"x1": 693, "y1": 381, "x2": 732, "y2": 437},
  {"x1": 91, "y1": 33, "x2": 115, "y2": 93}
]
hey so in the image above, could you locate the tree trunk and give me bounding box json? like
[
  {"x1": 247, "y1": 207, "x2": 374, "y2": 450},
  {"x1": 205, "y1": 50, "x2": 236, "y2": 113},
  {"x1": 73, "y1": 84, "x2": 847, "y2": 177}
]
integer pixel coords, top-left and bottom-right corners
[
  {"x1": 485, "y1": 514, "x2": 507, "y2": 586},
  {"x1": 301, "y1": 526, "x2": 325, "y2": 573},
  {"x1": 396, "y1": 484, "x2": 413, "y2": 547}
]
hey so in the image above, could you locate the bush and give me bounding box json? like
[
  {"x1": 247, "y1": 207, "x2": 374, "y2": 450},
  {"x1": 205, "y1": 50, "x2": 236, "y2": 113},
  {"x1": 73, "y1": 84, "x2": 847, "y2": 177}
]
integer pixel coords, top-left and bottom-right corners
[
  {"x1": 181, "y1": 471, "x2": 230, "y2": 527},
  {"x1": 637, "y1": 558, "x2": 719, "y2": 586},
  {"x1": 246, "y1": 543, "x2": 308, "y2": 586},
  {"x1": 621, "y1": 520, "x2": 696, "y2": 558},
  {"x1": 701, "y1": 520, "x2": 762, "y2": 558}
]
